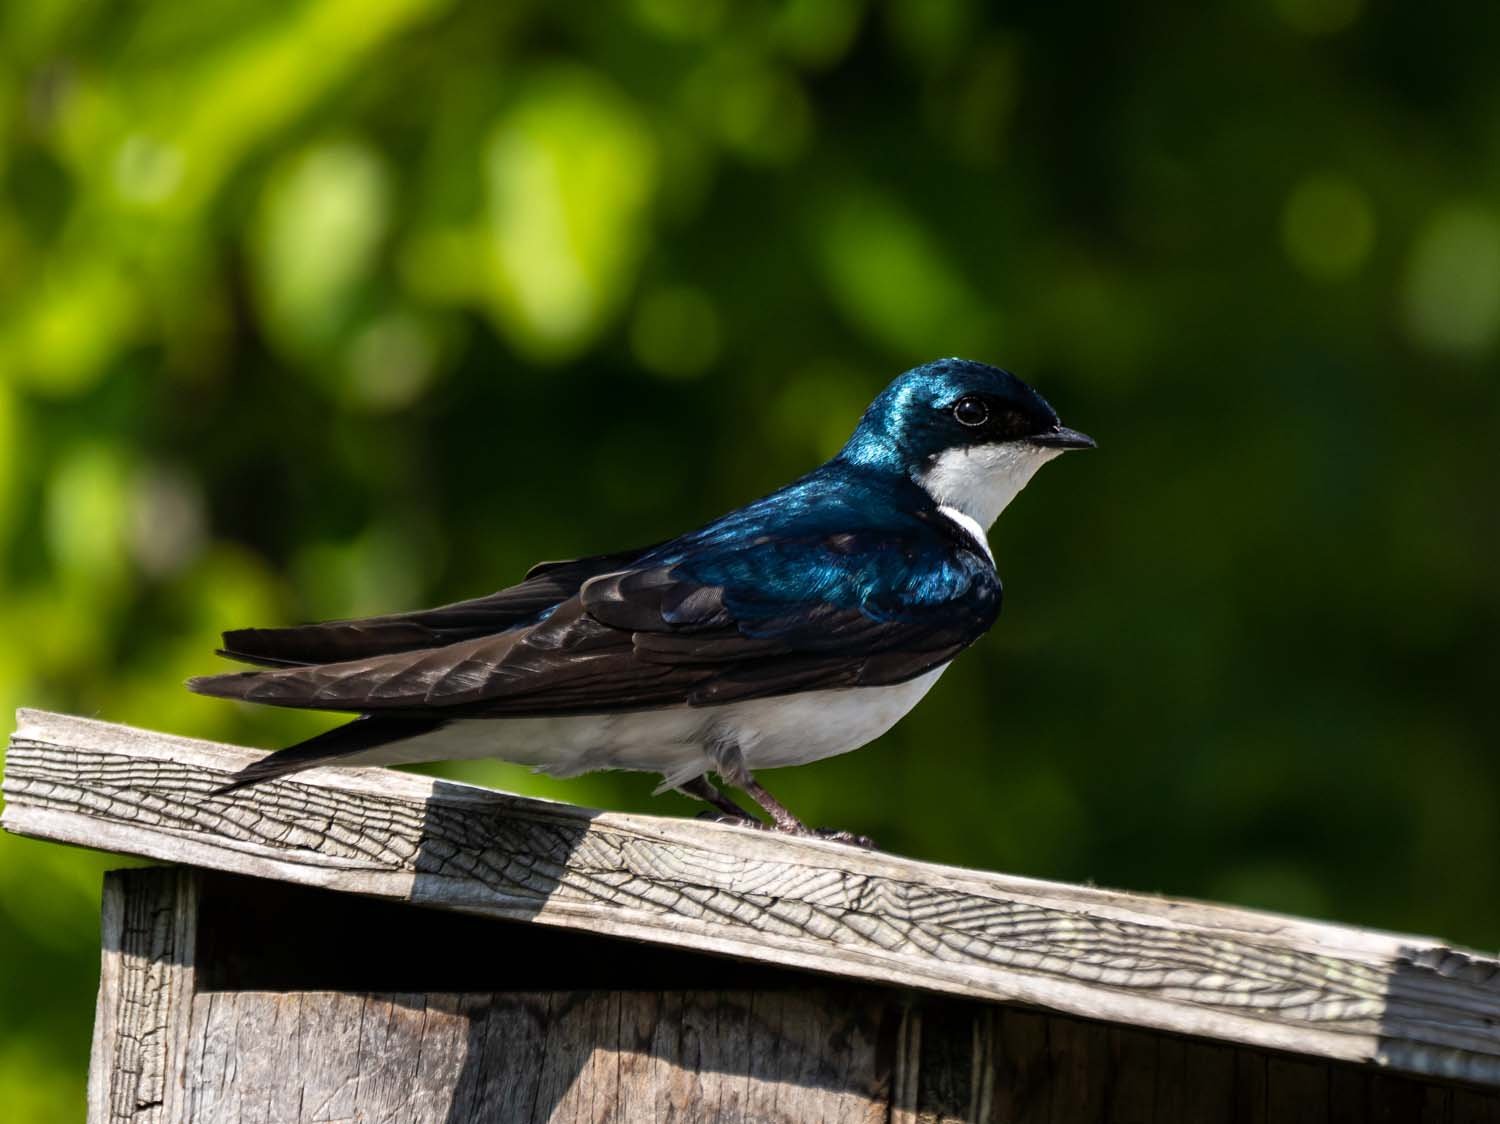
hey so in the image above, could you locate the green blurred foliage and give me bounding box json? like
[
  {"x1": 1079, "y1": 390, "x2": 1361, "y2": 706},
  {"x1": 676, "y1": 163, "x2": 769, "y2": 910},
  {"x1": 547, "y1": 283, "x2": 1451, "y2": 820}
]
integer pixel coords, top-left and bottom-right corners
[{"x1": 2, "y1": 0, "x2": 1498, "y2": 1116}]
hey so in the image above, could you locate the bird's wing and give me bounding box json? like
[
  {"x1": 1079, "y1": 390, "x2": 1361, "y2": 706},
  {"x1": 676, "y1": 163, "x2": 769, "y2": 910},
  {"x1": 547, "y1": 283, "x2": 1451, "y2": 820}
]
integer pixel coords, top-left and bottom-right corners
[
  {"x1": 214, "y1": 546, "x2": 661, "y2": 667},
  {"x1": 188, "y1": 528, "x2": 1001, "y2": 714}
]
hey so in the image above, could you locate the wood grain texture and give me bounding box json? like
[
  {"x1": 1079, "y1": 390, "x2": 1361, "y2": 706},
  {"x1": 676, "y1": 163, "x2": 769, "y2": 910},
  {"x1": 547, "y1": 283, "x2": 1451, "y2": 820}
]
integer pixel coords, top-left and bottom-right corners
[
  {"x1": 8, "y1": 709, "x2": 1500, "y2": 1089},
  {"x1": 167, "y1": 988, "x2": 1500, "y2": 1124},
  {"x1": 181, "y1": 989, "x2": 892, "y2": 1124},
  {"x1": 84, "y1": 869, "x2": 1500, "y2": 1124},
  {"x1": 87, "y1": 869, "x2": 198, "y2": 1124},
  {"x1": 143, "y1": 990, "x2": 1500, "y2": 1122}
]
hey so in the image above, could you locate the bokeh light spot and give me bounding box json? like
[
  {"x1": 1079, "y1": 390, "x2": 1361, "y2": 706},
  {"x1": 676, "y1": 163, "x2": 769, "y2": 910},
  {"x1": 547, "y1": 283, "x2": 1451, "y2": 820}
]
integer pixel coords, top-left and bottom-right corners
[
  {"x1": 294, "y1": 520, "x2": 436, "y2": 621},
  {"x1": 112, "y1": 133, "x2": 185, "y2": 205},
  {"x1": 15, "y1": 262, "x2": 139, "y2": 395},
  {"x1": 253, "y1": 140, "x2": 391, "y2": 357},
  {"x1": 45, "y1": 444, "x2": 131, "y2": 584},
  {"x1": 127, "y1": 464, "x2": 207, "y2": 579},
  {"x1": 484, "y1": 68, "x2": 657, "y2": 361},
  {"x1": 816, "y1": 190, "x2": 987, "y2": 358},
  {"x1": 1403, "y1": 204, "x2": 1500, "y2": 357},
  {"x1": 687, "y1": 54, "x2": 812, "y2": 165},
  {"x1": 885, "y1": 0, "x2": 977, "y2": 67},
  {"x1": 343, "y1": 311, "x2": 441, "y2": 411},
  {"x1": 630, "y1": 285, "x2": 722, "y2": 379},
  {"x1": 1273, "y1": 0, "x2": 1362, "y2": 36},
  {"x1": 771, "y1": 0, "x2": 862, "y2": 70},
  {"x1": 943, "y1": 36, "x2": 1021, "y2": 164},
  {"x1": 629, "y1": 0, "x2": 728, "y2": 40},
  {"x1": 772, "y1": 361, "x2": 880, "y2": 461},
  {"x1": 1280, "y1": 175, "x2": 1375, "y2": 280}
]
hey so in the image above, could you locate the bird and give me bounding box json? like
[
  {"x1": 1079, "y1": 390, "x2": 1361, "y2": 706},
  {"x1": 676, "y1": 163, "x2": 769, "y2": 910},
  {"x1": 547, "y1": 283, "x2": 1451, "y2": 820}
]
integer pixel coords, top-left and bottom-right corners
[{"x1": 189, "y1": 358, "x2": 1094, "y2": 844}]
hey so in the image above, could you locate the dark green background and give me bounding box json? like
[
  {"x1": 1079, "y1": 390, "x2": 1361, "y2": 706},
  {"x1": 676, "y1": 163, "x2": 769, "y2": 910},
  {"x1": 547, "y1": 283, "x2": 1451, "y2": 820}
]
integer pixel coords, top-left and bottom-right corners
[{"x1": 2, "y1": 0, "x2": 1497, "y2": 1115}]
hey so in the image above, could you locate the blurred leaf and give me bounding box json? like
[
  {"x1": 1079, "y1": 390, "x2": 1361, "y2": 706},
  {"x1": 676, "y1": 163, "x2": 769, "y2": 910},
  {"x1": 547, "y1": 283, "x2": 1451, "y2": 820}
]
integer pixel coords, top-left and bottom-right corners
[
  {"x1": 253, "y1": 140, "x2": 392, "y2": 361},
  {"x1": 629, "y1": 284, "x2": 721, "y2": 378},
  {"x1": 627, "y1": 0, "x2": 729, "y2": 41},
  {"x1": 1281, "y1": 174, "x2": 1376, "y2": 281},
  {"x1": 6, "y1": 261, "x2": 140, "y2": 395},
  {"x1": 106, "y1": 0, "x2": 454, "y2": 215},
  {"x1": 341, "y1": 308, "x2": 446, "y2": 410},
  {"x1": 814, "y1": 189, "x2": 989, "y2": 359},
  {"x1": 770, "y1": 0, "x2": 863, "y2": 70},
  {"x1": 1403, "y1": 204, "x2": 1500, "y2": 357},
  {"x1": 1273, "y1": 0, "x2": 1364, "y2": 36},
  {"x1": 482, "y1": 67, "x2": 658, "y2": 360},
  {"x1": 684, "y1": 51, "x2": 813, "y2": 164},
  {"x1": 44, "y1": 443, "x2": 131, "y2": 587}
]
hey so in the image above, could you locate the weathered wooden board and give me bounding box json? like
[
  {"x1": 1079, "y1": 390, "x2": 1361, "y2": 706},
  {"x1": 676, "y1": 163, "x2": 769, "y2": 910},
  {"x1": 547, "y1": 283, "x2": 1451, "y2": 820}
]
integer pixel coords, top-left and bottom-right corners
[
  {"x1": 88, "y1": 869, "x2": 198, "y2": 1124},
  {"x1": 184, "y1": 990, "x2": 894, "y2": 1123},
  {"x1": 8, "y1": 709, "x2": 1500, "y2": 1090},
  {"x1": 156, "y1": 990, "x2": 1500, "y2": 1124},
  {"x1": 92, "y1": 869, "x2": 1496, "y2": 1124}
]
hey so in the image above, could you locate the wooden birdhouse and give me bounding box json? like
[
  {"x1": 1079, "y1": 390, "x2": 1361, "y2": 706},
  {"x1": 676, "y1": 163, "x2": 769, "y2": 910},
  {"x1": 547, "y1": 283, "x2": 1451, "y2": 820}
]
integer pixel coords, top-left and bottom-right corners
[{"x1": 5, "y1": 709, "x2": 1500, "y2": 1122}]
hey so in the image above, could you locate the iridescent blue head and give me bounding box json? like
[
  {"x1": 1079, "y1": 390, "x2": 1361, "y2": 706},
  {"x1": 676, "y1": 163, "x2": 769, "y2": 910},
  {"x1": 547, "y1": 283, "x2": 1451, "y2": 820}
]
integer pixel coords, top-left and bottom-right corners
[{"x1": 839, "y1": 358, "x2": 1094, "y2": 530}]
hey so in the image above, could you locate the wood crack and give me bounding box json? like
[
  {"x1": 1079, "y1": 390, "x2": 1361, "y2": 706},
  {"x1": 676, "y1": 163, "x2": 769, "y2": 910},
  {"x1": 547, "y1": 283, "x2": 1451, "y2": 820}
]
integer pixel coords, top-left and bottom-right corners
[{"x1": 11, "y1": 709, "x2": 1500, "y2": 1093}]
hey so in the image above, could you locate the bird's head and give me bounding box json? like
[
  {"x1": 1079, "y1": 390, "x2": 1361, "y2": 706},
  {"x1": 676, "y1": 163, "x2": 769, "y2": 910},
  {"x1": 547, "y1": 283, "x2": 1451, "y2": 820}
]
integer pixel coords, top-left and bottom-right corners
[{"x1": 839, "y1": 358, "x2": 1095, "y2": 529}]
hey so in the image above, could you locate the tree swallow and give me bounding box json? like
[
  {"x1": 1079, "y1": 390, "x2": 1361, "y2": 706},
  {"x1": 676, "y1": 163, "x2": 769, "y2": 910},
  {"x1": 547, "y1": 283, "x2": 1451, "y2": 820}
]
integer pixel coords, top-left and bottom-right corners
[{"x1": 190, "y1": 358, "x2": 1094, "y2": 843}]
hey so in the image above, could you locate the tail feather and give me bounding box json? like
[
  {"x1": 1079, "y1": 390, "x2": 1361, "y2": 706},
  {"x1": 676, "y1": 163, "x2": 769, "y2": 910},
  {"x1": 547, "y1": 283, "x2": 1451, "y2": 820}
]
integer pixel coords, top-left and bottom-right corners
[
  {"x1": 214, "y1": 715, "x2": 446, "y2": 795},
  {"x1": 210, "y1": 546, "x2": 662, "y2": 669}
]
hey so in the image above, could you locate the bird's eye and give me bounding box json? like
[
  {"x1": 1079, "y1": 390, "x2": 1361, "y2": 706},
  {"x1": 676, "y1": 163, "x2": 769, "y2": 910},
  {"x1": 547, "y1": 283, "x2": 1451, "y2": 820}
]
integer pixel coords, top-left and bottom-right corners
[{"x1": 953, "y1": 396, "x2": 989, "y2": 427}]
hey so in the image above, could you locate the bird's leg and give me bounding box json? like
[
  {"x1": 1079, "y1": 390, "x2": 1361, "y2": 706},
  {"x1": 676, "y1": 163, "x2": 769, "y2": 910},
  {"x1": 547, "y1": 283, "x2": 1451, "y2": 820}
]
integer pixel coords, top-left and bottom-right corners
[
  {"x1": 709, "y1": 739, "x2": 875, "y2": 848},
  {"x1": 739, "y1": 776, "x2": 811, "y2": 834},
  {"x1": 710, "y1": 739, "x2": 809, "y2": 833},
  {"x1": 739, "y1": 776, "x2": 876, "y2": 849},
  {"x1": 677, "y1": 775, "x2": 757, "y2": 824}
]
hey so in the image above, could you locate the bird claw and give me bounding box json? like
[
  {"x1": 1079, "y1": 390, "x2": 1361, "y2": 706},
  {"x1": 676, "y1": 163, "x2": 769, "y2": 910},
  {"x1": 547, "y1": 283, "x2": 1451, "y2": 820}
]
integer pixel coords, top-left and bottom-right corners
[
  {"x1": 809, "y1": 827, "x2": 877, "y2": 850},
  {"x1": 694, "y1": 808, "x2": 874, "y2": 850},
  {"x1": 768, "y1": 821, "x2": 877, "y2": 850}
]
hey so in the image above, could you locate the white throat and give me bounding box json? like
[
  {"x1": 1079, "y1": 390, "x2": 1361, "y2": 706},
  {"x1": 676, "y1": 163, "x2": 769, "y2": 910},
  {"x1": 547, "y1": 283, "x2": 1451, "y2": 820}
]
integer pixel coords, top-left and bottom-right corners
[{"x1": 917, "y1": 442, "x2": 1062, "y2": 532}]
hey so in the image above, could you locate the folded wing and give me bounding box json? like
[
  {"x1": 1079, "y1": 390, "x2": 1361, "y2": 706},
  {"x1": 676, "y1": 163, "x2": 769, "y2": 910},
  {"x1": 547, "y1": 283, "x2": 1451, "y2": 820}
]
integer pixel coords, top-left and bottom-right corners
[{"x1": 189, "y1": 529, "x2": 1000, "y2": 716}]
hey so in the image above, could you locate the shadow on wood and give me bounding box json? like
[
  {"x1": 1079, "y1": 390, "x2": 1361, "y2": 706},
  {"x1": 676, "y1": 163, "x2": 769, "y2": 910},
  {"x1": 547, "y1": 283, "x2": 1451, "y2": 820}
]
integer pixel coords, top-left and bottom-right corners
[{"x1": 6, "y1": 711, "x2": 1500, "y2": 1121}]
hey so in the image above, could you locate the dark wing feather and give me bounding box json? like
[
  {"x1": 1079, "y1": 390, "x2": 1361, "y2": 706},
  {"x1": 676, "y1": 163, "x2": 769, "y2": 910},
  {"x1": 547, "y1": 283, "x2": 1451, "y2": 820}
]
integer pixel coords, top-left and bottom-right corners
[
  {"x1": 189, "y1": 526, "x2": 1000, "y2": 716},
  {"x1": 211, "y1": 715, "x2": 446, "y2": 794},
  {"x1": 216, "y1": 545, "x2": 659, "y2": 667}
]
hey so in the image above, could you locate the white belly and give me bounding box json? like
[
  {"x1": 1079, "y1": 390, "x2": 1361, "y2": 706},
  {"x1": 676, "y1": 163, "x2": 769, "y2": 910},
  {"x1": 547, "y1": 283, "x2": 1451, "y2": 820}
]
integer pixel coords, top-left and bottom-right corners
[
  {"x1": 367, "y1": 663, "x2": 950, "y2": 789},
  {"x1": 719, "y1": 665, "x2": 949, "y2": 771}
]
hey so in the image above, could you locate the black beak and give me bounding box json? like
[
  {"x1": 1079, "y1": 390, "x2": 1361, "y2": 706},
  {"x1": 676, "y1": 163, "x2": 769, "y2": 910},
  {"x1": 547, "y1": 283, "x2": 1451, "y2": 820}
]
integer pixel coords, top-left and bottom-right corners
[{"x1": 1029, "y1": 425, "x2": 1097, "y2": 450}]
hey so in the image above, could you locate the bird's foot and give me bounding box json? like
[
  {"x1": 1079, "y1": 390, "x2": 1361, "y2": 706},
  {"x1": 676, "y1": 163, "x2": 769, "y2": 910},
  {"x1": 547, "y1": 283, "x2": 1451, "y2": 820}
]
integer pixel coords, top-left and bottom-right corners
[
  {"x1": 807, "y1": 827, "x2": 877, "y2": 850},
  {"x1": 694, "y1": 812, "x2": 873, "y2": 849},
  {"x1": 764, "y1": 820, "x2": 877, "y2": 850},
  {"x1": 726, "y1": 774, "x2": 877, "y2": 848}
]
